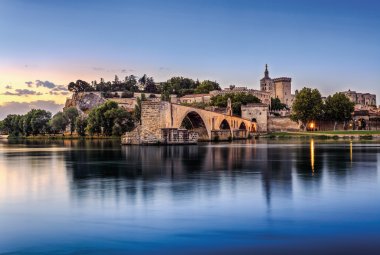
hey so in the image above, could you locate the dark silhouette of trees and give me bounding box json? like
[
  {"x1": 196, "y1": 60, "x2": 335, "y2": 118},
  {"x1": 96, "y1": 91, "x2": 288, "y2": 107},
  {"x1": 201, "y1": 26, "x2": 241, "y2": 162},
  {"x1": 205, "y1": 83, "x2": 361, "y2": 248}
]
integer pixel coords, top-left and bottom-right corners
[{"x1": 68, "y1": 80, "x2": 94, "y2": 93}]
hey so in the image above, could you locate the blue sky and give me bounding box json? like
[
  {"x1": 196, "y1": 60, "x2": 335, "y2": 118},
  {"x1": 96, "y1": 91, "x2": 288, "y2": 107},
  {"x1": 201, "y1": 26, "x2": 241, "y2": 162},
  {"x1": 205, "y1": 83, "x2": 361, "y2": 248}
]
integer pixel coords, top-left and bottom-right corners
[{"x1": 0, "y1": 0, "x2": 379, "y2": 116}]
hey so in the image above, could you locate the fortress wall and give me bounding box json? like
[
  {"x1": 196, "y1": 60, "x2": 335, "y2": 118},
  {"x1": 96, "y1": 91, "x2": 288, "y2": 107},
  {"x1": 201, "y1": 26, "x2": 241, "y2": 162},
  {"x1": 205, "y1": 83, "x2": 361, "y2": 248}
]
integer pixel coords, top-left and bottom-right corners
[{"x1": 268, "y1": 117, "x2": 299, "y2": 132}]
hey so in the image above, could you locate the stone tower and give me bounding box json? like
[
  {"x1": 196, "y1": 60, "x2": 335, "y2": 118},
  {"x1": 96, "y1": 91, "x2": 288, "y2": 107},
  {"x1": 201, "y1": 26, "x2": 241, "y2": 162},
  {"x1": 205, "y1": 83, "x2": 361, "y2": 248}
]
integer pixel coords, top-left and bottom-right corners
[
  {"x1": 273, "y1": 77, "x2": 292, "y2": 106},
  {"x1": 226, "y1": 97, "x2": 232, "y2": 116},
  {"x1": 260, "y1": 64, "x2": 275, "y2": 98}
]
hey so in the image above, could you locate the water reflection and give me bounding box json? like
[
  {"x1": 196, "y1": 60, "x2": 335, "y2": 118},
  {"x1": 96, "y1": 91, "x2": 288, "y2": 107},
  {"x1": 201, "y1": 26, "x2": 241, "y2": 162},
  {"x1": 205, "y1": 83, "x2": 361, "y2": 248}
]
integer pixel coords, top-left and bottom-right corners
[
  {"x1": 350, "y1": 141, "x2": 353, "y2": 163},
  {"x1": 310, "y1": 139, "x2": 315, "y2": 173},
  {"x1": 1, "y1": 139, "x2": 380, "y2": 254}
]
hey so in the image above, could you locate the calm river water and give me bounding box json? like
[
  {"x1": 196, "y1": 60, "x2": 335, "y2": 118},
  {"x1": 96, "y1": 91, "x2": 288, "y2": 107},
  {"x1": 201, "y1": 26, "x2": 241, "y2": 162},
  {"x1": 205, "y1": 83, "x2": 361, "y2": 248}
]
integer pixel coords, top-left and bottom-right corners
[{"x1": 1, "y1": 139, "x2": 380, "y2": 254}]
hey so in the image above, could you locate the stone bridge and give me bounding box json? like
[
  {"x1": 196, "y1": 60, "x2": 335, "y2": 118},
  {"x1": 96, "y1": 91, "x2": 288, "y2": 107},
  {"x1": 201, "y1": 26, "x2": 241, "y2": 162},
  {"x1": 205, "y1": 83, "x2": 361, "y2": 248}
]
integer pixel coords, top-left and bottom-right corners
[{"x1": 123, "y1": 101, "x2": 256, "y2": 144}]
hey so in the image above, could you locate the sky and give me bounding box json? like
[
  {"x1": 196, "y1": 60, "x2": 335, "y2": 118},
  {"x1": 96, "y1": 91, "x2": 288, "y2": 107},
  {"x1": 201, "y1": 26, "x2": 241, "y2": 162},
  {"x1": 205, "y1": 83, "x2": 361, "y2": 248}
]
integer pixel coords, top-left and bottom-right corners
[{"x1": 1, "y1": 0, "x2": 379, "y2": 118}]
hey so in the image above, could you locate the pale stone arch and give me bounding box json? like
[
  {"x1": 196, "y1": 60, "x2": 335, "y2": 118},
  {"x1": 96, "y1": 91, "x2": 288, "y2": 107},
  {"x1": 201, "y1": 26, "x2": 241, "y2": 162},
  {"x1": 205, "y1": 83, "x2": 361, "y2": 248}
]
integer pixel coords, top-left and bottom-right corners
[{"x1": 176, "y1": 109, "x2": 212, "y2": 140}]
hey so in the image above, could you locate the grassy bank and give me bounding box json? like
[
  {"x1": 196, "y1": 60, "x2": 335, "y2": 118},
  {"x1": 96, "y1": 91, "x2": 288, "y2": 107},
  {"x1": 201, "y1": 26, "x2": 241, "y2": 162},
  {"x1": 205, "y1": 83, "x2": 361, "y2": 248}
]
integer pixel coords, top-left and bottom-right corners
[{"x1": 262, "y1": 130, "x2": 380, "y2": 139}]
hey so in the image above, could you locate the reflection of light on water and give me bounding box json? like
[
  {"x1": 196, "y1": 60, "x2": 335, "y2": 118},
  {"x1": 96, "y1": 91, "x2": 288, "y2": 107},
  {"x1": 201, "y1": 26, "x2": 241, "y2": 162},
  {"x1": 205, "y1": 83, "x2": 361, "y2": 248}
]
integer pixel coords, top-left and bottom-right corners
[
  {"x1": 310, "y1": 139, "x2": 315, "y2": 174},
  {"x1": 350, "y1": 141, "x2": 353, "y2": 163}
]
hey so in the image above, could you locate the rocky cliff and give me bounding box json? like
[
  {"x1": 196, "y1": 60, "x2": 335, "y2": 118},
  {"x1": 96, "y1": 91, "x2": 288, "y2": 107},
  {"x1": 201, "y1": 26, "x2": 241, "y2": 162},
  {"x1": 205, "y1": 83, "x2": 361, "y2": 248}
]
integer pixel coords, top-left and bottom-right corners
[{"x1": 64, "y1": 92, "x2": 106, "y2": 115}]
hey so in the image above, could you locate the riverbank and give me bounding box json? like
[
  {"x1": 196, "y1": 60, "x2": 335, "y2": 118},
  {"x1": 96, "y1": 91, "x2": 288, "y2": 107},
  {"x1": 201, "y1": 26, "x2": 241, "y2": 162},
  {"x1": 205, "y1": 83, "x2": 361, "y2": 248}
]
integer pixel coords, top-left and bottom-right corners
[
  {"x1": 261, "y1": 130, "x2": 380, "y2": 139},
  {"x1": 6, "y1": 134, "x2": 121, "y2": 140}
]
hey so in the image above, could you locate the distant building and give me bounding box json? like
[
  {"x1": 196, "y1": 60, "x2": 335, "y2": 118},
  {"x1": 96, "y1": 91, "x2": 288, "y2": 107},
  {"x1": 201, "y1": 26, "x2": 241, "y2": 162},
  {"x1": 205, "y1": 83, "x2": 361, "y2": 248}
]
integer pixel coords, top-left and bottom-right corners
[
  {"x1": 179, "y1": 94, "x2": 211, "y2": 104},
  {"x1": 210, "y1": 87, "x2": 271, "y2": 105},
  {"x1": 260, "y1": 64, "x2": 295, "y2": 107},
  {"x1": 241, "y1": 103, "x2": 269, "y2": 132},
  {"x1": 342, "y1": 90, "x2": 376, "y2": 106}
]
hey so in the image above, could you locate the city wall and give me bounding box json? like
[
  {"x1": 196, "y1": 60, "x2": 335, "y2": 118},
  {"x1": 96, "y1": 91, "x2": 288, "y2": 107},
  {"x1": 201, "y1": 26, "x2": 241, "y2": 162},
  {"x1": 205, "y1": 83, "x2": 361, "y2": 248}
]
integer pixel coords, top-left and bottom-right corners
[{"x1": 267, "y1": 117, "x2": 300, "y2": 132}]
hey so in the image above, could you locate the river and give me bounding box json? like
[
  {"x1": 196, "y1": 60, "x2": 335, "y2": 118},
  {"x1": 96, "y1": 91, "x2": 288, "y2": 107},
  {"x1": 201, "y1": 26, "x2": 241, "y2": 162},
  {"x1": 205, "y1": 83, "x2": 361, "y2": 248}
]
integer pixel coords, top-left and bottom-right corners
[{"x1": 1, "y1": 139, "x2": 380, "y2": 254}]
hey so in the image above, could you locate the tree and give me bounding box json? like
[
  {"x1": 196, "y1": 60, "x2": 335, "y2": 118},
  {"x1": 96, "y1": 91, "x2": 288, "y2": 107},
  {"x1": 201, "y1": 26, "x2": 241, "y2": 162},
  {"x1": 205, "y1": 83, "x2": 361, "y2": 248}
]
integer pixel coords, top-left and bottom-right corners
[
  {"x1": 86, "y1": 111, "x2": 101, "y2": 136},
  {"x1": 121, "y1": 91, "x2": 134, "y2": 98},
  {"x1": 138, "y1": 74, "x2": 148, "y2": 88},
  {"x1": 324, "y1": 92, "x2": 355, "y2": 130},
  {"x1": 86, "y1": 101, "x2": 134, "y2": 136},
  {"x1": 50, "y1": 112, "x2": 68, "y2": 134},
  {"x1": 210, "y1": 93, "x2": 261, "y2": 116},
  {"x1": 270, "y1": 98, "x2": 288, "y2": 111},
  {"x1": 2, "y1": 114, "x2": 23, "y2": 136},
  {"x1": 0, "y1": 120, "x2": 4, "y2": 134},
  {"x1": 161, "y1": 77, "x2": 196, "y2": 97},
  {"x1": 144, "y1": 77, "x2": 157, "y2": 93},
  {"x1": 104, "y1": 107, "x2": 134, "y2": 136},
  {"x1": 68, "y1": 80, "x2": 93, "y2": 93},
  {"x1": 29, "y1": 109, "x2": 52, "y2": 135},
  {"x1": 124, "y1": 75, "x2": 138, "y2": 91},
  {"x1": 291, "y1": 87, "x2": 323, "y2": 130},
  {"x1": 75, "y1": 116, "x2": 88, "y2": 137},
  {"x1": 63, "y1": 107, "x2": 79, "y2": 135},
  {"x1": 195, "y1": 80, "x2": 221, "y2": 94},
  {"x1": 134, "y1": 94, "x2": 146, "y2": 124},
  {"x1": 22, "y1": 112, "x2": 33, "y2": 136}
]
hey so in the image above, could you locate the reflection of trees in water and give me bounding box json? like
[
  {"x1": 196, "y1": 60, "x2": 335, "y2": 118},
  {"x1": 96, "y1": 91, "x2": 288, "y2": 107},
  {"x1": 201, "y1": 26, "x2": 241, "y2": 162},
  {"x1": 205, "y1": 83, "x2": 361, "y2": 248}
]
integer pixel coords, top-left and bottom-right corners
[
  {"x1": 65, "y1": 142, "x2": 258, "y2": 203},
  {"x1": 294, "y1": 141, "x2": 379, "y2": 192},
  {"x1": 63, "y1": 140, "x2": 379, "y2": 207},
  {"x1": 254, "y1": 144, "x2": 293, "y2": 207}
]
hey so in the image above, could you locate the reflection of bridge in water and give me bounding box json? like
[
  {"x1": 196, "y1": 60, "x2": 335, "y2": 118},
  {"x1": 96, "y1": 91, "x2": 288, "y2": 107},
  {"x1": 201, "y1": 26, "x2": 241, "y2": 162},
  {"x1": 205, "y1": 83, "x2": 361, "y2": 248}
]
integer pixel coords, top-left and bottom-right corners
[
  {"x1": 123, "y1": 101, "x2": 256, "y2": 144},
  {"x1": 61, "y1": 140, "x2": 379, "y2": 209}
]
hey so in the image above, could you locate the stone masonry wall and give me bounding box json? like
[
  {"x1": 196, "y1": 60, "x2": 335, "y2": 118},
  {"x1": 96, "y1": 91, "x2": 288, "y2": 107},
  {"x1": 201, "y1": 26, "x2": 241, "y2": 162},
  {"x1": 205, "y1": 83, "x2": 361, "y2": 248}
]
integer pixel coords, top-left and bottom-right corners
[
  {"x1": 268, "y1": 117, "x2": 299, "y2": 132},
  {"x1": 136, "y1": 101, "x2": 172, "y2": 144}
]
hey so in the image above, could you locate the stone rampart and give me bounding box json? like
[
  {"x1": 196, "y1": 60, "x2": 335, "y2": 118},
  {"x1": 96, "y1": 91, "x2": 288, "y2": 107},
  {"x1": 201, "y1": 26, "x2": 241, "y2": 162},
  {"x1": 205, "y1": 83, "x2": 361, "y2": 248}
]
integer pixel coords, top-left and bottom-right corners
[{"x1": 268, "y1": 117, "x2": 299, "y2": 132}]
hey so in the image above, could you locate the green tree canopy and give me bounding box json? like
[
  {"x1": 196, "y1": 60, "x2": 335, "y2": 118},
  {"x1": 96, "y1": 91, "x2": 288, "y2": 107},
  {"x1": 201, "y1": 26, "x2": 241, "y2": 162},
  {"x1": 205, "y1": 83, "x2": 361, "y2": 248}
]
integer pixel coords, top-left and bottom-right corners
[
  {"x1": 87, "y1": 101, "x2": 135, "y2": 136},
  {"x1": 324, "y1": 92, "x2": 355, "y2": 130},
  {"x1": 270, "y1": 98, "x2": 288, "y2": 111},
  {"x1": 68, "y1": 80, "x2": 94, "y2": 93},
  {"x1": 291, "y1": 87, "x2": 323, "y2": 129},
  {"x1": 144, "y1": 77, "x2": 157, "y2": 93},
  {"x1": 160, "y1": 77, "x2": 196, "y2": 98},
  {"x1": 26, "y1": 109, "x2": 52, "y2": 135},
  {"x1": 50, "y1": 112, "x2": 68, "y2": 134},
  {"x1": 194, "y1": 80, "x2": 221, "y2": 94},
  {"x1": 75, "y1": 116, "x2": 88, "y2": 137},
  {"x1": 63, "y1": 107, "x2": 79, "y2": 135},
  {"x1": 1, "y1": 114, "x2": 23, "y2": 136},
  {"x1": 134, "y1": 94, "x2": 146, "y2": 124},
  {"x1": 210, "y1": 93, "x2": 261, "y2": 116}
]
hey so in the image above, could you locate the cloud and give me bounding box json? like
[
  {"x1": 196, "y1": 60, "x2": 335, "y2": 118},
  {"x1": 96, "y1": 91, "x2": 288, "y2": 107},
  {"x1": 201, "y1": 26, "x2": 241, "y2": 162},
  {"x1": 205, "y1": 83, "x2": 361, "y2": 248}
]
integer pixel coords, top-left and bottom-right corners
[
  {"x1": 159, "y1": 66, "x2": 170, "y2": 71},
  {"x1": 5, "y1": 85, "x2": 12, "y2": 89},
  {"x1": 121, "y1": 69, "x2": 135, "y2": 73},
  {"x1": 0, "y1": 100, "x2": 64, "y2": 119},
  {"x1": 50, "y1": 85, "x2": 67, "y2": 92},
  {"x1": 2, "y1": 89, "x2": 43, "y2": 96},
  {"x1": 49, "y1": 91, "x2": 69, "y2": 96},
  {"x1": 25, "y1": 81, "x2": 33, "y2": 87},
  {"x1": 35, "y1": 80, "x2": 56, "y2": 89}
]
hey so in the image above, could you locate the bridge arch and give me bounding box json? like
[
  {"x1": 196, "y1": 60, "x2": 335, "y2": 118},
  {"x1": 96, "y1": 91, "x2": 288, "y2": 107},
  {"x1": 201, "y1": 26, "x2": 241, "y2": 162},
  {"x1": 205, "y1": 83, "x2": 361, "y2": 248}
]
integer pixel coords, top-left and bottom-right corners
[
  {"x1": 219, "y1": 119, "x2": 231, "y2": 130},
  {"x1": 239, "y1": 122, "x2": 247, "y2": 130},
  {"x1": 180, "y1": 111, "x2": 210, "y2": 140}
]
